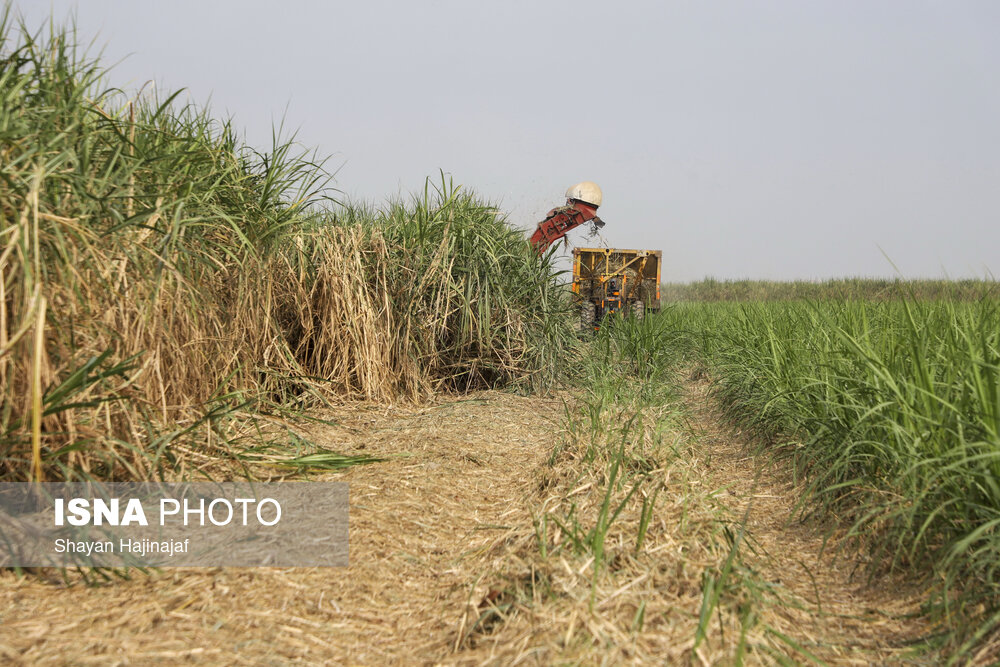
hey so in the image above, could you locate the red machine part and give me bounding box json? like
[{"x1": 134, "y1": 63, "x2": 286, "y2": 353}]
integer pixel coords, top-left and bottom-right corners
[{"x1": 529, "y1": 200, "x2": 602, "y2": 253}]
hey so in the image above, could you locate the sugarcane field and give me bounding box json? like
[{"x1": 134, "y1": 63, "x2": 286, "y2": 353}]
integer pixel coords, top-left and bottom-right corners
[{"x1": 2, "y1": 3, "x2": 1000, "y2": 665}]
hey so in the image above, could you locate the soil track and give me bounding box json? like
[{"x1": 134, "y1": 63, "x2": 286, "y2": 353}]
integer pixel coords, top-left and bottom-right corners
[
  {"x1": 0, "y1": 384, "x2": 930, "y2": 664},
  {"x1": 679, "y1": 373, "x2": 930, "y2": 664}
]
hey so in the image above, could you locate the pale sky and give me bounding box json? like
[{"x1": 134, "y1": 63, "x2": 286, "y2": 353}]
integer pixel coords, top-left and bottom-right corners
[{"x1": 14, "y1": 1, "x2": 1000, "y2": 281}]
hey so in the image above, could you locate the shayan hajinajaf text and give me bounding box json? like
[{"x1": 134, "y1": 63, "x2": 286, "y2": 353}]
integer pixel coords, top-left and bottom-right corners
[
  {"x1": 52, "y1": 497, "x2": 281, "y2": 526},
  {"x1": 54, "y1": 537, "x2": 189, "y2": 558}
]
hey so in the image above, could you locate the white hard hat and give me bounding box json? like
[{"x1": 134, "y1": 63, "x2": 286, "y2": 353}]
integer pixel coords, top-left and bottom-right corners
[{"x1": 565, "y1": 181, "x2": 602, "y2": 207}]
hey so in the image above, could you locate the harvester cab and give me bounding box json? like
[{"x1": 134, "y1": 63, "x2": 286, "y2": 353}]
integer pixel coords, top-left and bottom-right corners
[{"x1": 602, "y1": 276, "x2": 623, "y2": 316}]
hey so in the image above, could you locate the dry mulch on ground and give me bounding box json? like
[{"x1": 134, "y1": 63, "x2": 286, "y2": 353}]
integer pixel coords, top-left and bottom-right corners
[
  {"x1": 0, "y1": 384, "x2": 933, "y2": 664},
  {"x1": 0, "y1": 392, "x2": 563, "y2": 665}
]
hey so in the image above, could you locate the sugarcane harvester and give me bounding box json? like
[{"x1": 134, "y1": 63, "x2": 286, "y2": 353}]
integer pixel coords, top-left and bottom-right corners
[{"x1": 530, "y1": 182, "x2": 662, "y2": 332}]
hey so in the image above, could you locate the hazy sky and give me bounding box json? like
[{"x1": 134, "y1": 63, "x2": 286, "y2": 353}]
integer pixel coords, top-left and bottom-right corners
[{"x1": 14, "y1": 1, "x2": 1000, "y2": 280}]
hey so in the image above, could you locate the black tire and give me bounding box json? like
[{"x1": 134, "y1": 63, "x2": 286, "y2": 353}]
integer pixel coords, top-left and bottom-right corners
[
  {"x1": 580, "y1": 301, "x2": 596, "y2": 334},
  {"x1": 631, "y1": 300, "x2": 645, "y2": 321}
]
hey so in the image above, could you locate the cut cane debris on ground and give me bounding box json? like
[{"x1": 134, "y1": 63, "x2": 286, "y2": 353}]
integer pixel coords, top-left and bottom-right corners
[
  {"x1": 446, "y1": 324, "x2": 933, "y2": 665},
  {"x1": 0, "y1": 386, "x2": 933, "y2": 665},
  {"x1": 0, "y1": 393, "x2": 563, "y2": 664}
]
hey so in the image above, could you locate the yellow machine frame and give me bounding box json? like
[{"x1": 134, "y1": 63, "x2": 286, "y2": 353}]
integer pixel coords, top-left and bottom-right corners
[{"x1": 571, "y1": 247, "x2": 662, "y2": 309}]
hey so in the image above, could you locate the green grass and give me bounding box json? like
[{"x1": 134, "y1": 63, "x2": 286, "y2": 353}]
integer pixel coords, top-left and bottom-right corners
[
  {"x1": 662, "y1": 278, "x2": 1000, "y2": 302},
  {"x1": 655, "y1": 298, "x2": 1000, "y2": 658},
  {"x1": 536, "y1": 314, "x2": 683, "y2": 599},
  {"x1": 529, "y1": 313, "x2": 809, "y2": 660}
]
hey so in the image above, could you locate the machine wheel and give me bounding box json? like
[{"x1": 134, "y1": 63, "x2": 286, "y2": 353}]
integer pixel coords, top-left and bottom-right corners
[
  {"x1": 580, "y1": 301, "x2": 596, "y2": 334},
  {"x1": 631, "y1": 300, "x2": 645, "y2": 321}
]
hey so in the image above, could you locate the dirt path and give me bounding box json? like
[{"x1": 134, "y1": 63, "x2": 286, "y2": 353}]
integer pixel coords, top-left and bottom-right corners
[
  {"x1": 0, "y1": 385, "x2": 931, "y2": 665},
  {"x1": 679, "y1": 373, "x2": 931, "y2": 664}
]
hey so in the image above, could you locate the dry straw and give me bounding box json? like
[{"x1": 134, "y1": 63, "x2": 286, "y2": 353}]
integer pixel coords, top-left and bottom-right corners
[{"x1": 0, "y1": 13, "x2": 574, "y2": 483}]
